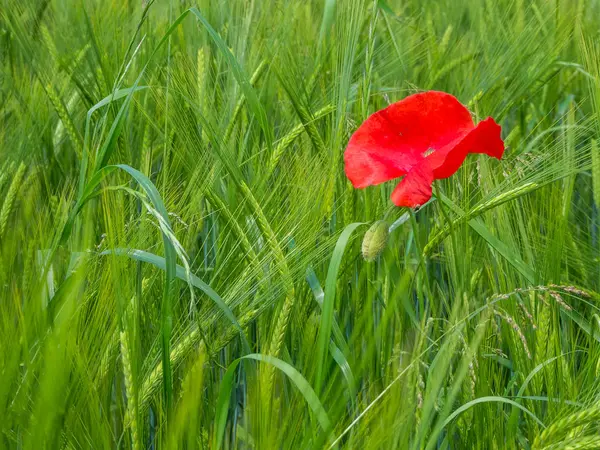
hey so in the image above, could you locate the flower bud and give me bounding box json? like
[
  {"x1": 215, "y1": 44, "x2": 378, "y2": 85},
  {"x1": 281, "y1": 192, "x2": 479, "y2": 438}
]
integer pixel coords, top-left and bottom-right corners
[{"x1": 361, "y1": 220, "x2": 389, "y2": 262}]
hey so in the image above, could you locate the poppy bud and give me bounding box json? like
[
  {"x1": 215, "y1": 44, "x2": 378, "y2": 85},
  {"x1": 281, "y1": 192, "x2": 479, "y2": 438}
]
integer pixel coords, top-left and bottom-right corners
[{"x1": 362, "y1": 220, "x2": 389, "y2": 262}]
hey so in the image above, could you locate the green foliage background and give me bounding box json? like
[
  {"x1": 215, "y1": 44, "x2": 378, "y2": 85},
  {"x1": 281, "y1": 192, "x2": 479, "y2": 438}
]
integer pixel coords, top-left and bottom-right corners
[{"x1": 1, "y1": 0, "x2": 600, "y2": 448}]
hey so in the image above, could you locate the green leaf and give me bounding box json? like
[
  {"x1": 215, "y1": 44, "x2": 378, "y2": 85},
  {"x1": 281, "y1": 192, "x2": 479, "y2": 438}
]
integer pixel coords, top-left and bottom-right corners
[
  {"x1": 79, "y1": 86, "x2": 148, "y2": 198},
  {"x1": 441, "y1": 396, "x2": 545, "y2": 430},
  {"x1": 102, "y1": 248, "x2": 251, "y2": 354},
  {"x1": 306, "y1": 267, "x2": 357, "y2": 403},
  {"x1": 214, "y1": 354, "x2": 331, "y2": 449},
  {"x1": 318, "y1": 0, "x2": 336, "y2": 46},
  {"x1": 112, "y1": 164, "x2": 176, "y2": 415},
  {"x1": 508, "y1": 354, "x2": 569, "y2": 433},
  {"x1": 92, "y1": 94, "x2": 133, "y2": 173},
  {"x1": 306, "y1": 267, "x2": 350, "y2": 354},
  {"x1": 315, "y1": 222, "x2": 364, "y2": 395}
]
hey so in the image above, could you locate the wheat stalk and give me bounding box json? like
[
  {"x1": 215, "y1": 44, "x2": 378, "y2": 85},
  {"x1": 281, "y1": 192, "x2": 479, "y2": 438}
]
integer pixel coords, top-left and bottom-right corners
[
  {"x1": 0, "y1": 162, "x2": 26, "y2": 238},
  {"x1": 139, "y1": 308, "x2": 258, "y2": 409},
  {"x1": 203, "y1": 188, "x2": 261, "y2": 273},
  {"x1": 534, "y1": 405, "x2": 600, "y2": 448},
  {"x1": 267, "y1": 104, "x2": 335, "y2": 174},
  {"x1": 424, "y1": 182, "x2": 539, "y2": 255},
  {"x1": 237, "y1": 180, "x2": 295, "y2": 357},
  {"x1": 542, "y1": 435, "x2": 600, "y2": 450},
  {"x1": 0, "y1": 161, "x2": 15, "y2": 194},
  {"x1": 223, "y1": 60, "x2": 267, "y2": 143},
  {"x1": 44, "y1": 83, "x2": 83, "y2": 153},
  {"x1": 120, "y1": 330, "x2": 140, "y2": 450}
]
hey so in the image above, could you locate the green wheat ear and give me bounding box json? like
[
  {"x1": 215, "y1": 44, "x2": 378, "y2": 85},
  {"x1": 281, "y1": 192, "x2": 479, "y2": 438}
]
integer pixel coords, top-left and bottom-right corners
[{"x1": 361, "y1": 220, "x2": 389, "y2": 262}]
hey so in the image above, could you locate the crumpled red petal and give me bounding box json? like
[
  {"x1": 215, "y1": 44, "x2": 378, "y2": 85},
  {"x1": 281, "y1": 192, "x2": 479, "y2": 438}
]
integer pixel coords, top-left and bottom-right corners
[
  {"x1": 343, "y1": 90, "x2": 505, "y2": 208},
  {"x1": 391, "y1": 165, "x2": 434, "y2": 208},
  {"x1": 344, "y1": 91, "x2": 474, "y2": 188},
  {"x1": 427, "y1": 117, "x2": 504, "y2": 180}
]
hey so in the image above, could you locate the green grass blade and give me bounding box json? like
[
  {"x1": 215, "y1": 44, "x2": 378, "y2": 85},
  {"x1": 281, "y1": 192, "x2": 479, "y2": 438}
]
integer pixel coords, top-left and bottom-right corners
[
  {"x1": 441, "y1": 396, "x2": 545, "y2": 430},
  {"x1": 315, "y1": 222, "x2": 364, "y2": 395},
  {"x1": 101, "y1": 248, "x2": 251, "y2": 354},
  {"x1": 214, "y1": 354, "x2": 331, "y2": 449}
]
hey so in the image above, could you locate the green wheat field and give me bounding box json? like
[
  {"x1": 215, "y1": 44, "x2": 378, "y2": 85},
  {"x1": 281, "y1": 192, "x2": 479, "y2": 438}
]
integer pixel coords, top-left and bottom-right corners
[{"x1": 2, "y1": 0, "x2": 600, "y2": 448}]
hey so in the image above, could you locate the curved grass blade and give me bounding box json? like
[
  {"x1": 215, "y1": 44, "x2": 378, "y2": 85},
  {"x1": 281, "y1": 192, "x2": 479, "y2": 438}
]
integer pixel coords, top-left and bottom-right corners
[
  {"x1": 112, "y1": 164, "x2": 176, "y2": 415},
  {"x1": 306, "y1": 267, "x2": 350, "y2": 354},
  {"x1": 49, "y1": 162, "x2": 178, "y2": 414},
  {"x1": 306, "y1": 267, "x2": 357, "y2": 403},
  {"x1": 79, "y1": 86, "x2": 148, "y2": 197},
  {"x1": 440, "y1": 396, "x2": 545, "y2": 430},
  {"x1": 315, "y1": 223, "x2": 364, "y2": 395},
  {"x1": 214, "y1": 354, "x2": 331, "y2": 449},
  {"x1": 73, "y1": 163, "x2": 179, "y2": 415},
  {"x1": 507, "y1": 354, "x2": 568, "y2": 433},
  {"x1": 101, "y1": 248, "x2": 250, "y2": 354}
]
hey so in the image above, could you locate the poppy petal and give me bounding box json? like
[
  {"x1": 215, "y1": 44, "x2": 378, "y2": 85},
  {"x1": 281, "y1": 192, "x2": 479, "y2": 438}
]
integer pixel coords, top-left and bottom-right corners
[
  {"x1": 429, "y1": 117, "x2": 504, "y2": 179},
  {"x1": 344, "y1": 91, "x2": 475, "y2": 189},
  {"x1": 344, "y1": 143, "x2": 408, "y2": 189},
  {"x1": 390, "y1": 166, "x2": 434, "y2": 208}
]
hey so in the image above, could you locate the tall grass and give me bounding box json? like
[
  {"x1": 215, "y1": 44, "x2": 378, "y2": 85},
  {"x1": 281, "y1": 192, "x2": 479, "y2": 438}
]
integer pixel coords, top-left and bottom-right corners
[{"x1": 1, "y1": 0, "x2": 600, "y2": 448}]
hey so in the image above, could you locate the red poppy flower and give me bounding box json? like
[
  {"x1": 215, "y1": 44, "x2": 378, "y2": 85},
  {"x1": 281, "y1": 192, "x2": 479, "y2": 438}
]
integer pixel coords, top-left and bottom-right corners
[{"x1": 344, "y1": 91, "x2": 505, "y2": 208}]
